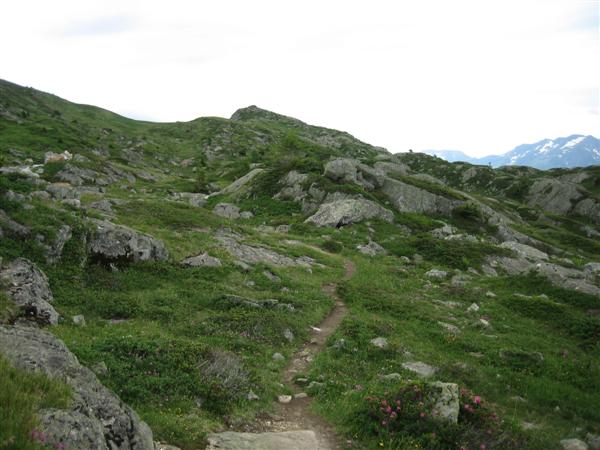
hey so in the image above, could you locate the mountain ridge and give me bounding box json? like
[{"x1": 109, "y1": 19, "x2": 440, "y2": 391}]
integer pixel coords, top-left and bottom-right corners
[{"x1": 424, "y1": 134, "x2": 600, "y2": 169}]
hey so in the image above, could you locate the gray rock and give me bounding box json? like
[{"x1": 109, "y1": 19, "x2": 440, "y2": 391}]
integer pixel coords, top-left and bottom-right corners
[
  {"x1": 370, "y1": 337, "x2": 388, "y2": 348},
  {"x1": 560, "y1": 439, "x2": 589, "y2": 450},
  {"x1": 56, "y1": 164, "x2": 100, "y2": 186},
  {"x1": 218, "y1": 168, "x2": 264, "y2": 196},
  {"x1": 467, "y1": 303, "x2": 480, "y2": 312},
  {"x1": 46, "y1": 183, "x2": 79, "y2": 200},
  {"x1": 206, "y1": 431, "x2": 319, "y2": 450},
  {"x1": 181, "y1": 253, "x2": 222, "y2": 267},
  {"x1": 0, "y1": 209, "x2": 30, "y2": 238},
  {"x1": 39, "y1": 408, "x2": 108, "y2": 450},
  {"x1": 425, "y1": 269, "x2": 448, "y2": 280},
  {"x1": 438, "y1": 321, "x2": 461, "y2": 334},
  {"x1": 72, "y1": 315, "x2": 86, "y2": 326},
  {"x1": 0, "y1": 325, "x2": 154, "y2": 450},
  {"x1": 240, "y1": 211, "x2": 254, "y2": 219},
  {"x1": 526, "y1": 178, "x2": 582, "y2": 215},
  {"x1": 155, "y1": 442, "x2": 182, "y2": 450},
  {"x1": 263, "y1": 270, "x2": 280, "y2": 282},
  {"x1": 323, "y1": 158, "x2": 384, "y2": 190},
  {"x1": 450, "y1": 274, "x2": 471, "y2": 287},
  {"x1": 429, "y1": 381, "x2": 460, "y2": 423},
  {"x1": 357, "y1": 240, "x2": 387, "y2": 257},
  {"x1": 401, "y1": 361, "x2": 438, "y2": 378},
  {"x1": 213, "y1": 203, "x2": 241, "y2": 219},
  {"x1": 283, "y1": 328, "x2": 294, "y2": 342},
  {"x1": 0, "y1": 258, "x2": 59, "y2": 325},
  {"x1": 499, "y1": 241, "x2": 548, "y2": 261},
  {"x1": 62, "y1": 198, "x2": 81, "y2": 209},
  {"x1": 89, "y1": 199, "x2": 115, "y2": 214},
  {"x1": 217, "y1": 235, "x2": 310, "y2": 267},
  {"x1": 277, "y1": 394, "x2": 292, "y2": 404},
  {"x1": 171, "y1": 192, "x2": 207, "y2": 208},
  {"x1": 586, "y1": 433, "x2": 600, "y2": 450},
  {"x1": 272, "y1": 352, "x2": 285, "y2": 361},
  {"x1": 44, "y1": 150, "x2": 73, "y2": 164},
  {"x1": 305, "y1": 198, "x2": 394, "y2": 227},
  {"x1": 381, "y1": 177, "x2": 463, "y2": 216},
  {"x1": 87, "y1": 219, "x2": 169, "y2": 264},
  {"x1": 45, "y1": 225, "x2": 72, "y2": 263},
  {"x1": 381, "y1": 373, "x2": 402, "y2": 381}
]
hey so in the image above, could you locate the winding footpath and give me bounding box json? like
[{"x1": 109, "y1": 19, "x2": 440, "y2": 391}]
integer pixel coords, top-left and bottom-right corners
[{"x1": 207, "y1": 260, "x2": 356, "y2": 450}]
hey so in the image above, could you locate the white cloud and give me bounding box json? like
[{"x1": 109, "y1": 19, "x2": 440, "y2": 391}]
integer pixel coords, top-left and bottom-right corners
[{"x1": 1, "y1": 0, "x2": 598, "y2": 156}]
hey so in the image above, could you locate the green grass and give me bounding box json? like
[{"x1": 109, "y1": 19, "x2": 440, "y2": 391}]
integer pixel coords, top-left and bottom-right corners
[{"x1": 0, "y1": 356, "x2": 71, "y2": 450}]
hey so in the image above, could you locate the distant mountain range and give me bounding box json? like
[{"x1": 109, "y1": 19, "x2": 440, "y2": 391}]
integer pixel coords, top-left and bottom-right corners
[{"x1": 424, "y1": 135, "x2": 600, "y2": 169}]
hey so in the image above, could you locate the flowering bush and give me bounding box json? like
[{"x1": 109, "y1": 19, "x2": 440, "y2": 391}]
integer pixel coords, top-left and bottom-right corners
[{"x1": 350, "y1": 383, "x2": 526, "y2": 449}]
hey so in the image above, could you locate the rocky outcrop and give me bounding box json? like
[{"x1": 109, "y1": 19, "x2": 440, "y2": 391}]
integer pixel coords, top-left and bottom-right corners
[
  {"x1": 305, "y1": 198, "x2": 394, "y2": 227},
  {"x1": 87, "y1": 219, "x2": 169, "y2": 264},
  {"x1": 216, "y1": 235, "x2": 313, "y2": 267},
  {"x1": 0, "y1": 325, "x2": 154, "y2": 450},
  {"x1": 217, "y1": 168, "x2": 264, "y2": 196},
  {"x1": 525, "y1": 178, "x2": 600, "y2": 224},
  {"x1": 323, "y1": 158, "x2": 385, "y2": 190},
  {"x1": 381, "y1": 177, "x2": 463, "y2": 215},
  {"x1": 0, "y1": 258, "x2": 59, "y2": 325},
  {"x1": 0, "y1": 209, "x2": 30, "y2": 238},
  {"x1": 357, "y1": 240, "x2": 387, "y2": 256}
]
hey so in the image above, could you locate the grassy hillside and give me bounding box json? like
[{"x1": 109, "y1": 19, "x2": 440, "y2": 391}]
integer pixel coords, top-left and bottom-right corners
[{"x1": 1, "y1": 79, "x2": 599, "y2": 450}]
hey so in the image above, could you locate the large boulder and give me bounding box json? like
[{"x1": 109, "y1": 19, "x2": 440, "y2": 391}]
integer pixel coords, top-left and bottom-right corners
[
  {"x1": 429, "y1": 381, "x2": 460, "y2": 423},
  {"x1": 0, "y1": 325, "x2": 154, "y2": 450},
  {"x1": 526, "y1": 178, "x2": 582, "y2": 215},
  {"x1": 305, "y1": 198, "x2": 394, "y2": 227},
  {"x1": 499, "y1": 241, "x2": 548, "y2": 261},
  {"x1": 216, "y1": 235, "x2": 312, "y2": 267},
  {"x1": 0, "y1": 258, "x2": 59, "y2": 325},
  {"x1": 381, "y1": 177, "x2": 463, "y2": 216},
  {"x1": 87, "y1": 219, "x2": 169, "y2": 264}
]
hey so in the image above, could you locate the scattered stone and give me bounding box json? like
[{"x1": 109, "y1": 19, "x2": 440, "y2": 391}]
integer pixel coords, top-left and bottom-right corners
[
  {"x1": 356, "y1": 240, "x2": 387, "y2": 256},
  {"x1": 263, "y1": 270, "x2": 281, "y2": 282},
  {"x1": 181, "y1": 253, "x2": 222, "y2": 267},
  {"x1": 246, "y1": 390, "x2": 259, "y2": 401},
  {"x1": 240, "y1": 211, "x2": 254, "y2": 219},
  {"x1": 381, "y1": 373, "x2": 402, "y2": 381},
  {"x1": 401, "y1": 361, "x2": 438, "y2": 378},
  {"x1": 560, "y1": 438, "x2": 589, "y2": 450},
  {"x1": 467, "y1": 303, "x2": 480, "y2": 312},
  {"x1": 294, "y1": 392, "x2": 308, "y2": 399},
  {"x1": 426, "y1": 269, "x2": 447, "y2": 280},
  {"x1": 44, "y1": 150, "x2": 72, "y2": 164},
  {"x1": 72, "y1": 315, "x2": 86, "y2": 326},
  {"x1": 272, "y1": 352, "x2": 285, "y2": 362},
  {"x1": 370, "y1": 337, "x2": 388, "y2": 349},
  {"x1": 450, "y1": 274, "x2": 471, "y2": 288},
  {"x1": 295, "y1": 378, "x2": 309, "y2": 386},
  {"x1": 485, "y1": 291, "x2": 497, "y2": 298},
  {"x1": 438, "y1": 321, "x2": 461, "y2": 334},
  {"x1": 283, "y1": 329, "x2": 294, "y2": 342},
  {"x1": 277, "y1": 395, "x2": 292, "y2": 404}
]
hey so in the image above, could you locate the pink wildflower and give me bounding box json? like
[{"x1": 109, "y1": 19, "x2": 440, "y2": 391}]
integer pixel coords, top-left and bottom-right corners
[{"x1": 473, "y1": 396, "x2": 482, "y2": 405}]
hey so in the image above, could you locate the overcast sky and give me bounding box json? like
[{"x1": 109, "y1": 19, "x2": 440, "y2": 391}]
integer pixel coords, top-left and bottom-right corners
[{"x1": 2, "y1": 0, "x2": 598, "y2": 156}]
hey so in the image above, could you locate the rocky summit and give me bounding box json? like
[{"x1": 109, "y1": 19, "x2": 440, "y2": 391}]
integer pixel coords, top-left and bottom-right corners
[{"x1": 1, "y1": 78, "x2": 599, "y2": 450}]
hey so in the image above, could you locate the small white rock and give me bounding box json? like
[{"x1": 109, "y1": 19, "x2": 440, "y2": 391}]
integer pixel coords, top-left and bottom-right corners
[{"x1": 278, "y1": 395, "x2": 292, "y2": 404}]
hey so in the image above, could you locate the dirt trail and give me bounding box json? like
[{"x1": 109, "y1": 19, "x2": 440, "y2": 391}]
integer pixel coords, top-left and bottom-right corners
[{"x1": 240, "y1": 260, "x2": 356, "y2": 450}]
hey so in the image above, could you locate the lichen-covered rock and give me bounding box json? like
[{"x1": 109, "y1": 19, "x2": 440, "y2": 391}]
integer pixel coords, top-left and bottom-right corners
[
  {"x1": 429, "y1": 381, "x2": 460, "y2": 423},
  {"x1": 499, "y1": 241, "x2": 548, "y2": 261},
  {"x1": 218, "y1": 168, "x2": 264, "y2": 196},
  {"x1": 38, "y1": 408, "x2": 108, "y2": 450},
  {"x1": 213, "y1": 203, "x2": 241, "y2": 219},
  {"x1": 181, "y1": 253, "x2": 222, "y2": 267},
  {"x1": 216, "y1": 235, "x2": 312, "y2": 267},
  {"x1": 0, "y1": 325, "x2": 154, "y2": 450},
  {"x1": 381, "y1": 177, "x2": 463, "y2": 216},
  {"x1": 87, "y1": 219, "x2": 168, "y2": 264},
  {"x1": 0, "y1": 258, "x2": 59, "y2": 325},
  {"x1": 305, "y1": 198, "x2": 394, "y2": 227},
  {"x1": 357, "y1": 240, "x2": 387, "y2": 256}
]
